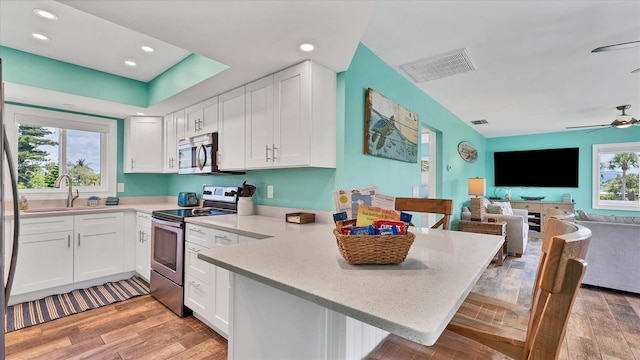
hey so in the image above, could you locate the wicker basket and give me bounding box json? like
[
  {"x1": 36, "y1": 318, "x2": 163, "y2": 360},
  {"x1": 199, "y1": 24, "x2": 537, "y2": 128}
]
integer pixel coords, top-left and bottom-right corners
[{"x1": 333, "y1": 229, "x2": 416, "y2": 265}]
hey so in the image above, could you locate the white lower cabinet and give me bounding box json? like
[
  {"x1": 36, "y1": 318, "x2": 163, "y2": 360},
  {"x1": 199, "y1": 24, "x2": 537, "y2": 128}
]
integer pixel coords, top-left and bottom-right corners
[
  {"x1": 11, "y1": 213, "x2": 125, "y2": 296},
  {"x1": 12, "y1": 216, "x2": 74, "y2": 295},
  {"x1": 74, "y1": 213, "x2": 124, "y2": 282},
  {"x1": 135, "y1": 212, "x2": 152, "y2": 281},
  {"x1": 185, "y1": 224, "x2": 260, "y2": 337}
]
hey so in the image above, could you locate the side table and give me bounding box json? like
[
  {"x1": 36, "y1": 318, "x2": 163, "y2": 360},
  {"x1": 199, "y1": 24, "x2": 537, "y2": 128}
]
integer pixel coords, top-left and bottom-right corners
[{"x1": 458, "y1": 220, "x2": 508, "y2": 265}]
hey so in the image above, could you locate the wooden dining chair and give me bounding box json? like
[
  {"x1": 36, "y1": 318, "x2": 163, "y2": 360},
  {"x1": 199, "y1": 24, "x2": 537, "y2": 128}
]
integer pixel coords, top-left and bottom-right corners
[
  {"x1": 367, "y1": 219, "x2": 591, "y2": 360},
  {"x1": 450, "y1": 216, "x2": 589, "y2": 331},
  {"x1": 394, "y1": 198, "x2": 453, "y2": 230}
]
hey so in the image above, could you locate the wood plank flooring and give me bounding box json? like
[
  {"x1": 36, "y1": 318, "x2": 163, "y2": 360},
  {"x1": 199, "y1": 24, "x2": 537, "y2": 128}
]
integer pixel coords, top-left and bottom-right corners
[
  {"x1": 4, "y1": 295, "x2": 227, "y2": 360},
  {"x1": 5, "y1": 237, "x2": 639, "y2": 359}
]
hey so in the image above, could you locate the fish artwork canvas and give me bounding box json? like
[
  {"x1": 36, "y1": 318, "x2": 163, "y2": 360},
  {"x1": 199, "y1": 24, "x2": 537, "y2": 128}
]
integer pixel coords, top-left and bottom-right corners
[{"x1": 364, "y1": 88, "x2": 419, "y2": 163}]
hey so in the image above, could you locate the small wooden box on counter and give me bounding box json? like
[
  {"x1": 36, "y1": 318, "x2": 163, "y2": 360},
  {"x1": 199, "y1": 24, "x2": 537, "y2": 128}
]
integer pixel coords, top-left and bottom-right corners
[{"x1": 285, "y1": 212, "x2": 315, "y2": 224}]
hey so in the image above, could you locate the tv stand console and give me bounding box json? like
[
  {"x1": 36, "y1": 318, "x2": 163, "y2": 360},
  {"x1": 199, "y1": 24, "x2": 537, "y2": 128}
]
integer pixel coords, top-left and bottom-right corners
[{"x1": 509, "y1": 200, "x2": 575, "y2": 237}]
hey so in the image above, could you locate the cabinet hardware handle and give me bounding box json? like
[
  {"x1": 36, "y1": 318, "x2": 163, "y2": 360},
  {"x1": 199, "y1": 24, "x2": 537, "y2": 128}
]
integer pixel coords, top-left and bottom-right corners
[
  {"x1": 266, "y1": 145, "x2": 271, "y2": 162},
  {"x1": 194, "y1": 229, "x2": 205, "y2": 234},
  {"x1": 131, "y1": 159, "x2": 134, "y2": 168},
  {"x1": 68, "y1": 234, "x2": 71, "y2": 248},
  {"x1": 138, "y1": 230, "x2": 141, "y2": 242},
  {"x1": 78, "y1": 233, "x2": 81, "y2": 246},
  {"x1": 190, "y1": 281, "x2": 200, "y2": 288},
  {"x1": 190, "y1": 247, "x2": 200, "y2": 253},
  {"x1": 272, "y1": 144, "x2": 278, "y2": 160}
]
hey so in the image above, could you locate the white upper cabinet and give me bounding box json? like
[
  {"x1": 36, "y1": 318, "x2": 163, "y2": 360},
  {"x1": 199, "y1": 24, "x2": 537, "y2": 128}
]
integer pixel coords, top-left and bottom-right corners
[
  {"x1": 124, "y1": 116, "x2": 163, "y2": 173},
  {"x1": 185, "y1": 97, "x2": 218, "y2": 138},
  {"x1": 164, "y1": 110, "x2": 186, "y2": 173},
  {"x1": 245, "y1": 60, "x2": 336, "y2": 169},
  {"x1": 245, "y1": 75, "x2": 274, "y2": 168},
  {"x1": 218, "y1": 86, "x2": 246, "y2": 170}
]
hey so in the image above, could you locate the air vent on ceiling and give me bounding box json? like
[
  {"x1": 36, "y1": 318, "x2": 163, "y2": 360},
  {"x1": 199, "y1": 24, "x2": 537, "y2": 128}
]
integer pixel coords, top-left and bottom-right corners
[
  {"x1": 470, "y1": 119, "x2": 488, "y2": 125},
  {"x1": 400, "y1": 48, "x2": 476, "y2": 82}
]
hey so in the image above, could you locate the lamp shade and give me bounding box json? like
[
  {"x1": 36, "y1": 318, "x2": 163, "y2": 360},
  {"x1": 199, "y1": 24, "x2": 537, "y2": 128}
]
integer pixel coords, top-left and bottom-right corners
[{"x1": 468, "y1": 178, "x2": 486, "y2": 197}]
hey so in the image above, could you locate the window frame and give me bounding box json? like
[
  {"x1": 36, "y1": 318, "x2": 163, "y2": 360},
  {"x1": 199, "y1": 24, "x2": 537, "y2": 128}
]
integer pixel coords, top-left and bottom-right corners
[
  {"x1": 5, "y1": 105, "x2": 117, "y2": 201},
  {"x1": 592, "y1": 142, "x2": 640, "y2": 211}
]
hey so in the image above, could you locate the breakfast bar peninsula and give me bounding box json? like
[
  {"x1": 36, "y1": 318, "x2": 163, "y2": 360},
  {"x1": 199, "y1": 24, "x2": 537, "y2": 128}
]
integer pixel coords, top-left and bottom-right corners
[{"x1": 196, "y1": 215, "x2": 504, "y2": 359}]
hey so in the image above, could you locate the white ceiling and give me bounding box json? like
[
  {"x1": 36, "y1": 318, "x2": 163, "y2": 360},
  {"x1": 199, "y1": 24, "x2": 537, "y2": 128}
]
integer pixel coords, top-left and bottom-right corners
[{"x1": 1, "y1": 0, "x2": 639, "y2": 138}]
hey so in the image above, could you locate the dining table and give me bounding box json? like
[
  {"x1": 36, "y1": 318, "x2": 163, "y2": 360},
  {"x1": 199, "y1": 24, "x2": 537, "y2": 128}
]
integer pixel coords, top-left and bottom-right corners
[{"x1": 196, "y1": 215, "x2": 504, "y2": 359}]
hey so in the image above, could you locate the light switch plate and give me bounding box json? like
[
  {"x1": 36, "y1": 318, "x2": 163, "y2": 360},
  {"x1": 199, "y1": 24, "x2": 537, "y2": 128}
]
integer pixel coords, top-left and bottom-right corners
[
  {"x1": 117, "y1": 183, "x2": 125, "y2": 192},
  {"x1": 412, "y1": 186, "x2": 419, "y2": 197}
]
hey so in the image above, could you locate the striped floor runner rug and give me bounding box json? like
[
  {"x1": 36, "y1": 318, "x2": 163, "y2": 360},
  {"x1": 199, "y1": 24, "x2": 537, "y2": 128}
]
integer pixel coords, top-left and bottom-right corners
[{"x1": 5, "y1": 276, "x2": 149, "y2": 333}]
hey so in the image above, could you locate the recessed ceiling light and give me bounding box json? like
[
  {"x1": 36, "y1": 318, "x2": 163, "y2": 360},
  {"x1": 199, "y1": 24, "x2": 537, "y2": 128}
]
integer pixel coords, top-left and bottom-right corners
[
  {"x1": 136, "y1": 112, "x2": 145, "y2": 115},
  {"x1": 32, "y1": 33, "x2": 49, "y2": 41},
  {"x1": 124, "y1": 60, "x2": 137, "y2": 67},
  {"x1": 33, "y1": 9, "x2": 58, "y2": 20},
  {"x1": 141, "y1": 46, "x2": 154, "y2": 53},
  {"x1": 299, "y1": 43, "x2": 315, "y2": 52}
]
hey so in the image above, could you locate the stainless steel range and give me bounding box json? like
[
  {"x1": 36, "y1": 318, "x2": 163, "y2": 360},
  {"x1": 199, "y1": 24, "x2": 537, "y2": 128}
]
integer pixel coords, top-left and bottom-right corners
[{"x1": 150, "y1": 185, "x2": 239, "y2": 317}]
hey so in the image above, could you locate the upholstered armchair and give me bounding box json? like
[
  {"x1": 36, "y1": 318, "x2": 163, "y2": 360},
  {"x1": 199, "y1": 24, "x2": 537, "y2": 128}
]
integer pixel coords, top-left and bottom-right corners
[{"x1": 460, "y1": 199, "x2": 529, "y2": 256}]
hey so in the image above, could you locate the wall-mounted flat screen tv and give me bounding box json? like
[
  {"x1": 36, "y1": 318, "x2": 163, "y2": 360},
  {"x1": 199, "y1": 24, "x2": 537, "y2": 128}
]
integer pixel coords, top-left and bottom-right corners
[{"x1": 494, "y1": 147, "x2": 579, "y2": 188}]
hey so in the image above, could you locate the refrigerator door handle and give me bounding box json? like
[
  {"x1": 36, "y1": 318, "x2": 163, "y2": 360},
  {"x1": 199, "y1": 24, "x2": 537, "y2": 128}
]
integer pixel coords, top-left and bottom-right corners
[{"x1": 3, "y1": 127, "x2": 20, "y2": 307}]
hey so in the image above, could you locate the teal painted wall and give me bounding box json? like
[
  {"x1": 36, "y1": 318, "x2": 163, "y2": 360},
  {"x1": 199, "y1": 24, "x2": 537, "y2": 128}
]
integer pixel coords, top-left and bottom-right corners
[
  {"x1": 486, "y1": 128, "x2": 640, "y2": 216},
  {"x1": 147, "y1": 54, "x2": 229, "y2": 106},
  {"x1": 0, "y1": 46, "x2": 148, "y2": 107},
  {"x1": 340, "y1": 44, "x2": 486, "y2": 225}
]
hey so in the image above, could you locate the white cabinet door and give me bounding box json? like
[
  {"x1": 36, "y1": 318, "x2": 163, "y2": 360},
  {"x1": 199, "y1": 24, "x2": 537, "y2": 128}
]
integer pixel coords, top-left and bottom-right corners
[
  {"x1": 74, "y1": 213, "x2": 124, "y2": 282},
  {"x1": 163, "y1": 113, "x2": 178, "y2": 173},
  {"x1": 185, "y1": 106, "x2": 204, "y2": 138},
  {"x1": 218, "y1": 86, "x2": 246, "y2": 170},
  {"x1": 185, "y1": 97, "x2": 218, "y2": 138},
  {"x1": 184, "y1": 274, "x2": 211, "y2": 316},
  {"x1": 135, "y1": 212, "x2": 151, "y2": 281},
  {"x1": 210, "y1": 229, "x2": 238, "y2": 335},
  {"x1": 11, "y1": 216, "x2": 74, "y2": 295},
  {"x1": 245, "y1": 75, "x2": 274, "y2": 168},
  {"x1": 124, "y1": 116, "x2": 164, "y2": 173},
  {"x1": 273, "y1": 62, "x2": 311, "y2": 167},
  {"x1": 202, "y1": 97, "x2": 219, "y2": 134}
]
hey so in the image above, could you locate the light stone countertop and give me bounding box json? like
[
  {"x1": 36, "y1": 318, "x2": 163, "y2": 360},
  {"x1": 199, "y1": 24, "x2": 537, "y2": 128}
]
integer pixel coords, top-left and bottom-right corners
[
  {"x1": 9, "y1": 202, "x2": 187, "y2": 219},
  {"x1": 196, "y1": 215, "x2": 504, "y2": 345}
]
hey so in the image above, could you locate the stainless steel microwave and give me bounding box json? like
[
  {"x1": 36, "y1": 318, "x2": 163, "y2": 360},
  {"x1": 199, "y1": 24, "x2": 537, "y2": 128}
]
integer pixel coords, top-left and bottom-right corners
[{"x1": 178, "y1": 133, "x2": 220, "y2": 174}]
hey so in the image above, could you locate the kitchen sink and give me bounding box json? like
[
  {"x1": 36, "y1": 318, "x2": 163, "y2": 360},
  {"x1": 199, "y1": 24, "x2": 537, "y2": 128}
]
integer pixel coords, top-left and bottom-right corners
[{"x1": 23, "y1": 206, "x2": 108, "y2": 213}]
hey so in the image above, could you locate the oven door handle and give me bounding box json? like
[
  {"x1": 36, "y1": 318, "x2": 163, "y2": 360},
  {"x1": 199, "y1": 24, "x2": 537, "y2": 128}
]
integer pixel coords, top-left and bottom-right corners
[{"x1": 152, "y1": 217, "x2": 184, "y2": 228}]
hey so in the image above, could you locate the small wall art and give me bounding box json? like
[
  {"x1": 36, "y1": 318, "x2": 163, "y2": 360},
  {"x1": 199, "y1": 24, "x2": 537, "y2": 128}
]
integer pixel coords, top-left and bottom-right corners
[
  {"x1": 457, "y1": 141, "x2": 478, "y2": 163},
  {"x1": 364, "y1": 88, "x2": 419, "y2": 163}
]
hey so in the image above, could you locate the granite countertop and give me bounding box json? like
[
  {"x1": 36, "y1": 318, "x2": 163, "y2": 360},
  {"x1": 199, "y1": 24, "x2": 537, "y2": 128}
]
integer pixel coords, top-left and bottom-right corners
[{"x1": 196, "y1": 215, "x2": 504, "y2": 345}]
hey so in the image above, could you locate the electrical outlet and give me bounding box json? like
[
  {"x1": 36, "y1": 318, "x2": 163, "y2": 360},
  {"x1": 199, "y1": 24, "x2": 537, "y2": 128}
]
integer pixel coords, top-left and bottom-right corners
[
  {"x1": 117, "y1": 183, "x2": 125, "y2": 192},
  {"x1": 267, "y1": 185, "x2": 274, "y2": 199},
  {"x1": 412, "y1": 186, "x2": 419, "y2": 197}
]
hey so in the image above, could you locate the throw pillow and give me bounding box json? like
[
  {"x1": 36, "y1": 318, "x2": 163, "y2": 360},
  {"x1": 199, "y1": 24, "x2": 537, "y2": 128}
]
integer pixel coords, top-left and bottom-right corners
[
  {"x1": 487, "y1": 204, "x2": 503, "y2": 214},
  {"x1": 462, "y1": 206, "x2": 470, "y2": 213},
  {"x1": 491, "y1": 201, "x2": 513, "y2": 215}
]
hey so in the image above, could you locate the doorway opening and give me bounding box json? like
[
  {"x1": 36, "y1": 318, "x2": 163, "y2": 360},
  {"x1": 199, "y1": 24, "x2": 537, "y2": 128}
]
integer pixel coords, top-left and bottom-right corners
[{"x1": 420, "y1": 127, "x2": 437, "y2": 227}]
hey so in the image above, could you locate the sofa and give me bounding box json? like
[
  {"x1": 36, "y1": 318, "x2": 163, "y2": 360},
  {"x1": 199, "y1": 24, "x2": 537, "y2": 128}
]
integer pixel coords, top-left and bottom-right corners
[
  {"x1": 575, "y1": 210, "x2": 640, "y2": 294},
  {"x1": 461, "y1": 199, "x2": 529, "y2": 255}
]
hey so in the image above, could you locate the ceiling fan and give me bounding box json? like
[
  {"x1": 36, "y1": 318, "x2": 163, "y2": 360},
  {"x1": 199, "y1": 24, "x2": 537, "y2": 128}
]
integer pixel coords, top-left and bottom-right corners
[{"x1": 566, "y1": 105, "x2": 639, "y2": 130}]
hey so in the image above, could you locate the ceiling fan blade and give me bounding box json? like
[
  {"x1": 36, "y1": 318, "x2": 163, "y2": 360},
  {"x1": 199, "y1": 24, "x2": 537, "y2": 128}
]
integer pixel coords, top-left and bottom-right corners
[{"x1": 566, "y1": 124, "x2": 610, "y2": 129}]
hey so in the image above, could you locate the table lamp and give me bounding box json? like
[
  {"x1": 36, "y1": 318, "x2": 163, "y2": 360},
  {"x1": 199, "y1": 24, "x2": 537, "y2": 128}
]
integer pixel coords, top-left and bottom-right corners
[{"x1": 468, "y1": 177, "x2": 486, "y2": 221}]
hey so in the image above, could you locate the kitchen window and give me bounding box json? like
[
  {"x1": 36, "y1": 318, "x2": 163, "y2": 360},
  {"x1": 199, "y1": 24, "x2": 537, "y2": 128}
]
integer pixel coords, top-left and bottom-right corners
[
  {"x1": 4, "y1": 105, "x2": 117, "y2": 200},
  {"x1": 592, "y1": 142, "x2": 640, "y2": 211}
]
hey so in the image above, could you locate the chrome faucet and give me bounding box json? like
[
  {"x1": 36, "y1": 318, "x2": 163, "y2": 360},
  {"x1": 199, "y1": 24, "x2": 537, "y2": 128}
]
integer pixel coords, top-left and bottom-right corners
[{"x1": 54, "y1": 174, "x2": 79, "y2": 207}]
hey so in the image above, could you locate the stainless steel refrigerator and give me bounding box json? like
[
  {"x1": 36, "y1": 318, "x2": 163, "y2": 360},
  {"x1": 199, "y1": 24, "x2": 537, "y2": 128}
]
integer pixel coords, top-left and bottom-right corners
[{"x1": 1, "y1": 58, "x2": 22, "y2": 357}]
